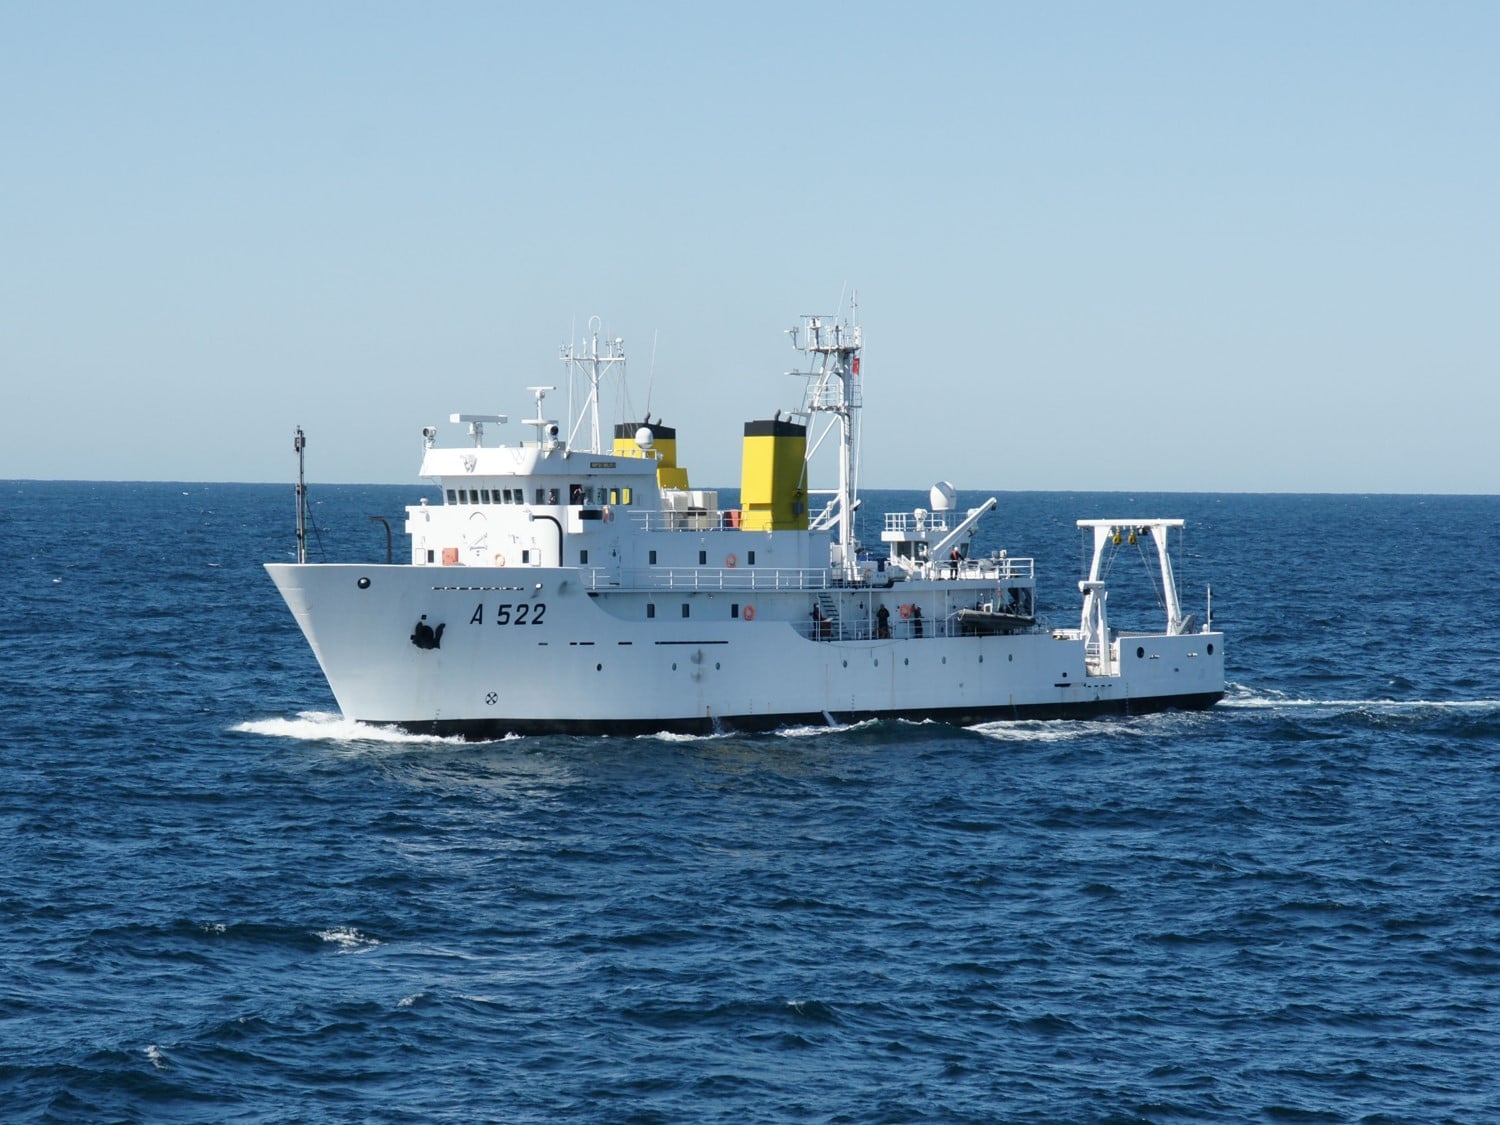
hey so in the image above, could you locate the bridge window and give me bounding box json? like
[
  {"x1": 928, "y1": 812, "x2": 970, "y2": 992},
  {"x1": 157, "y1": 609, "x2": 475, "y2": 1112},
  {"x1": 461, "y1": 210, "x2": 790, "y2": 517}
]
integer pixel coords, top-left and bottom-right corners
[{"x1": 446, "y1": 489, "x2": 457, "y2": 504}]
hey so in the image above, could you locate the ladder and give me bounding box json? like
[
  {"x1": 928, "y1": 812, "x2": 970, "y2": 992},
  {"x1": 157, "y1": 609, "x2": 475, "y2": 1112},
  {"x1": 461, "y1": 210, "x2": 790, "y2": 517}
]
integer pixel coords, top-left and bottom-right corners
[{"x1": 814, "y1": 592, "x2": 841, "y2": 640}]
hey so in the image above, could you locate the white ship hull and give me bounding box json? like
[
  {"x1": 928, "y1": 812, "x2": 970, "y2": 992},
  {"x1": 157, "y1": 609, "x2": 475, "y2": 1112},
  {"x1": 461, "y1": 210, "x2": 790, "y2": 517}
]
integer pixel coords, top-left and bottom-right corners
[
  {"x1": 267, "y1": 308, "x2": 1225, "y2": 736},
  {"x1": 267, "y1": 562, "x2": 1224, "y2": 736}
]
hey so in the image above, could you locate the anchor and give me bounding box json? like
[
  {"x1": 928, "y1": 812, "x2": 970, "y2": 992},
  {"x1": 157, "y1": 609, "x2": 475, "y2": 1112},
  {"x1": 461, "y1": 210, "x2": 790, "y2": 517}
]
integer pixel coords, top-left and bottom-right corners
[{"x1": 410, "y1": 615, "x2": 446, "y2": 651}]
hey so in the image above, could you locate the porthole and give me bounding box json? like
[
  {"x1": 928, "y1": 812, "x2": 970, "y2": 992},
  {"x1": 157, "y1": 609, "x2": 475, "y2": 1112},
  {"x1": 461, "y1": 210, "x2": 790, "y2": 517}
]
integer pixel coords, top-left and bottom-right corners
[
  {"x1": 715, "y1": 662, "x2": 721, "y2": 670},
  {"x1": 904, "y1": 658, "x2": 909, "y2": 666},
  {"x1": 874, "y1": 659, "x2": 879, "y2": 667},
  {"x1": 1137, "y1": 646, "x2": 1146, "y2": 659},
  {"x1": 356, "y1": 577, "x2": 371, "y2": 589},
  {"x1": 842, "y1": 660, "x2": 848, "y2": 668},
  {"x1": 1207, "y1": 643, "x2": 1215, "y2": 656},
  {"x1": 596, "y1": 663, "x2": 602, "y2": 672}
]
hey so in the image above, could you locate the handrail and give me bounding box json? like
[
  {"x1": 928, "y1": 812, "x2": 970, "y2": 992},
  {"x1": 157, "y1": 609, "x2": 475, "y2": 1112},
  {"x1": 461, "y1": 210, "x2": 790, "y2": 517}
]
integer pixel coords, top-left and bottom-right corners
[
  {"x1": 629, "y1": 510, "x2": 742, "y2": 532},
  {"x1": 584, "y1": 567, "x2": 831, "y2": 592}
]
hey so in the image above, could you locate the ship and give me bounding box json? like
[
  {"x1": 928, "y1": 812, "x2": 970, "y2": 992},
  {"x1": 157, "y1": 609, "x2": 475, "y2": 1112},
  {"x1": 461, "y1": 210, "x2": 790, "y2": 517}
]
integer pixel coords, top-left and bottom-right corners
[{"x1": 266, "y1": 308, "x2": 1225, "y2": 737}]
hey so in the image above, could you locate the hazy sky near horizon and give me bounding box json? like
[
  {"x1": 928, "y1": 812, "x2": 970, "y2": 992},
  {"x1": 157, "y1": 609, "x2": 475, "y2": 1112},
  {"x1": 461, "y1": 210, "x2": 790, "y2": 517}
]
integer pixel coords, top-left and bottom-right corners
[{"x1": 4, "y1": 2, "x2": 1497, "y2": 493}]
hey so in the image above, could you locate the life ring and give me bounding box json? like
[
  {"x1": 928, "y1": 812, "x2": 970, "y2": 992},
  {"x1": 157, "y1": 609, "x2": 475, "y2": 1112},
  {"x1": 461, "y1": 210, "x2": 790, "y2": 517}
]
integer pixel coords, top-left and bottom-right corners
[
  {"x1": 899, "y1": 603, "x2": 912, "y2": 619},
  {"x1": 742, "y1": 605, "x2": 756, "y2": 621},
  {"x1": 494, "y1": 553, "x2": 506, "y2": 567},
  {"x1": 726, "y1": 553, "x2": 738, "y2": 569}
]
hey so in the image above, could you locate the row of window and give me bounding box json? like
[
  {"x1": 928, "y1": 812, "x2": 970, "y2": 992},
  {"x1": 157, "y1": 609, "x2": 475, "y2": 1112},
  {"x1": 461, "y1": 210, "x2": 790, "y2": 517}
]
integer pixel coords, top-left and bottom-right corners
[
  {"x1": 424, "y1": 547, "x2": 760, "y2": 568},
  {"x1": 576, "y1": 550, "x2": 759, "y2": 567},
  {"x1": 427, "y1": 548, "x2": 535, "y2": 564},
  {"x1": 643, "y1": 603, "x2": 747, "y2": 619},
  {"x1": 445, "y1": 485, "x2": 634, "y2": 506},
  {"x1": 644, "y1": 550, "x2": 757, "y2": 566}
]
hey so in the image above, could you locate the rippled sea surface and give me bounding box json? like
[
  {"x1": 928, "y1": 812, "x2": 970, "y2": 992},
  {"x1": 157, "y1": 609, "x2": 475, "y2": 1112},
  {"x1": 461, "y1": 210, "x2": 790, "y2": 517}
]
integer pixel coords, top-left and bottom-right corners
[{"x1": 4, "y1": 483, "x2": 1499, "y2": 1123}]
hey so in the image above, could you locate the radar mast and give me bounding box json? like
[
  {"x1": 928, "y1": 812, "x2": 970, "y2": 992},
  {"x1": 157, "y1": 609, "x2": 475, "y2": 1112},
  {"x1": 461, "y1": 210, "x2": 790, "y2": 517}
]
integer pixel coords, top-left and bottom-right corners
[
  {"x1": 561, "y1": 317, "x2": 626, "y2": 454},
  {"x1": 788, "y1": 299, "x2": 863, "y2": 581}
]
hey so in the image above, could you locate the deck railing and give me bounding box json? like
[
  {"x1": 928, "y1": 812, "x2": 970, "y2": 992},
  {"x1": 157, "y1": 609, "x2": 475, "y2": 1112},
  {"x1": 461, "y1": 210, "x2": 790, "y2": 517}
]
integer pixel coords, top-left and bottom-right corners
[
  {"x1": 583, "y1": 567, "x2": 831, "y2": 592},
  {"x1": 629, "y1": 510, "x2": 741, "y2": 532}
]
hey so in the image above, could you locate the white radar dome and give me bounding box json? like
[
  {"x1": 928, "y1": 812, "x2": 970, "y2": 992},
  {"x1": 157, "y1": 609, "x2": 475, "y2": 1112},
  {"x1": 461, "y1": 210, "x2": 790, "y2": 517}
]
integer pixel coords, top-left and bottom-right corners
[
  {"x1": 929, "y1": 481, "x2": 957, "y2": 511},
  {"x1": 635, "y1": 426, "x2": 655, "y2": 450}
]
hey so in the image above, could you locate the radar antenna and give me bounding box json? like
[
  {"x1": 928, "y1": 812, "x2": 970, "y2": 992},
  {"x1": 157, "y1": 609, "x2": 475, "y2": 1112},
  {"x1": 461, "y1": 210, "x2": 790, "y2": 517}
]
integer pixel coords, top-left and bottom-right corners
[{"x1": 523, "y1": 387, "x2": 559, "y2": 448}]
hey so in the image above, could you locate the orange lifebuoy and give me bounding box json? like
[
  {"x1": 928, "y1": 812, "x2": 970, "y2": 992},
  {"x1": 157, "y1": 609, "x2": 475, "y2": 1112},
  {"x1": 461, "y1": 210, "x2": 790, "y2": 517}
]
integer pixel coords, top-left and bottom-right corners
[
  {"x1": 726, "y1": 553, "x2": 738, "y2": 569},
  {"x1": 899, "y1": 603, "x2": 912, "y2": 619},
  {"x1": 494, "y1": 553, "x2": 507, "y2": 567},
  {"x1": 742, "y1": 605, "x2": 756, "y2": 621}
]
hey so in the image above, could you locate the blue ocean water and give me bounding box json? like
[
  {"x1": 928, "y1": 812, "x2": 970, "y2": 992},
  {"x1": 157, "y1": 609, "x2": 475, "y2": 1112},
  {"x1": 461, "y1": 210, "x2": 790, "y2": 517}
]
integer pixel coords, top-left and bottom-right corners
[{"x1": 3, "y1": 481, "x2": 1499, "y2": 1123}]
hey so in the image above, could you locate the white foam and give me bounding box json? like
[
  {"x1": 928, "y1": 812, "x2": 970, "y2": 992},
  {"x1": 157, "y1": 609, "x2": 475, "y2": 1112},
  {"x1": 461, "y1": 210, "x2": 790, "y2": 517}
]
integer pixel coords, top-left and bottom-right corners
[
  {"x1": 968, "y1": 720, "x2": 1103, "y2": 743},
  {"x1": 773, "y1": 717, "x2": 883, "y2": 738},
  {"x1": 1223, "y1": 691, "x2": 1500, "y2": 714},
  {"x1": 145, "y1": 1044, "x2": 168, "y2": 1070},
  {"x1": 774, "y1": 724, "x2": 849, "y2": 738},
  {"x1": 233, "y1": 711, "x2": 485, "y2": 746},
  {"x1": 317, "y1": 926, "x2": 381, "y2": 953},
  {"x1": 641, "y1": 729, "x2": 733, "y2": 742}
]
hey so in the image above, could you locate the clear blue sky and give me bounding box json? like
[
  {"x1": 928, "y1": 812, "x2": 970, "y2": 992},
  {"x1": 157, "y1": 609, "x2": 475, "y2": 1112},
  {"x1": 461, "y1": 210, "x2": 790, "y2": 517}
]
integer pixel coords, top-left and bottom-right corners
[{"x1": 4, "y1": 2, "x2": 1496, "y2": 492}]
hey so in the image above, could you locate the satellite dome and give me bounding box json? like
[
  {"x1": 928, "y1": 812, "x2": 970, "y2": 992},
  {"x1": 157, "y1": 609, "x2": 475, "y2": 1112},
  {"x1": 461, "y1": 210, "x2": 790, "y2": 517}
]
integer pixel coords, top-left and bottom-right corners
[
  {"x1": 930, "y1": 481, "x2": 957, "y2": 511},
  {"x1": 635, "y1": 426, "x2": 655, "y2": 450}
]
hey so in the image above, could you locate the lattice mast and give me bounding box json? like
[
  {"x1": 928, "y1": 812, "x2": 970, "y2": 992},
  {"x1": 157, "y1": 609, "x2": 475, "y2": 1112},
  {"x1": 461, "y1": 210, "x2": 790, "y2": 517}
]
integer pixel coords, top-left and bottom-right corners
[
  {"x1": 788, "y1": 302, "x2": 863, "y2": 580},
  {"x1": 561, "y1": 316, "x2": 626, "y2": 454}
]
